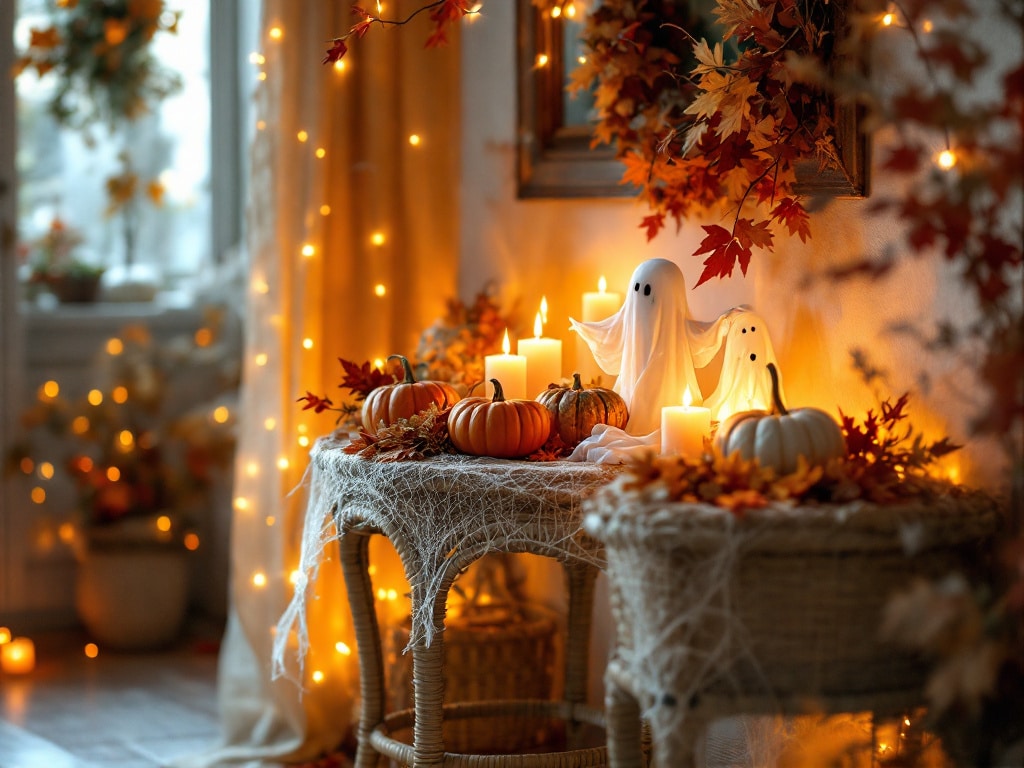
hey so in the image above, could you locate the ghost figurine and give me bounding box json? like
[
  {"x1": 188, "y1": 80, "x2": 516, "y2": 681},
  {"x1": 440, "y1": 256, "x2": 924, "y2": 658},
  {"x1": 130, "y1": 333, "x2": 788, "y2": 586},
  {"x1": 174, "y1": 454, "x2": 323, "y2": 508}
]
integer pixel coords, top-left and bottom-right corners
[
  {"x1": 698, "y1": 308, "x2": 783, "y2": 422},
  {"x1": 570, "y1": 258, "x2": 702, "y2": 436}
]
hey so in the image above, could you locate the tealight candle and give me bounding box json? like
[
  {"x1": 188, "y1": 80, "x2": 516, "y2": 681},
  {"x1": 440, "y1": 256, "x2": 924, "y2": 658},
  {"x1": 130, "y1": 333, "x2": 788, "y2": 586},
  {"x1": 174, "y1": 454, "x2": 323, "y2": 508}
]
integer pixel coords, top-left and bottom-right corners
[
  {"x1": 577, "y1": 276, "x2": 622, "y2": 386},
  {"x1": 1, "y1": 637, "x2": 35, "y2": 675},
  {"x1": 484, "y1": 329, "x2": 528, "y2": 400},
  {"x1": 518, "y1": 304, "x2": 562, "y2": 398},
  {"x1": 661, "y1": 387, "x2": 711, "y2": 457}
]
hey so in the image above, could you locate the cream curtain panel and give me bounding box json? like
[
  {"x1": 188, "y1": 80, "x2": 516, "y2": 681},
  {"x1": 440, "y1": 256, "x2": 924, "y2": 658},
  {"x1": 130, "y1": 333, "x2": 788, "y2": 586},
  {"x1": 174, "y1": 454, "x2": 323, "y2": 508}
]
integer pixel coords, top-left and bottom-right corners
[{"x1": 186, "y1": 2, "x2": 460, "y2": 764}]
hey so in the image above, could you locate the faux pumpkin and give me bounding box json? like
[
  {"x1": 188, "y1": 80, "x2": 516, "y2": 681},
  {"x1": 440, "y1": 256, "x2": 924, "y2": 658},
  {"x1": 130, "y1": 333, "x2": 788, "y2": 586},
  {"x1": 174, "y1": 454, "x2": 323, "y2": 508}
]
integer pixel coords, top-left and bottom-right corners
[
  {"x1": 361, "y1": 355, "x2": 461, "y2": 435},
  {"x1": 447, "y1": 379, "x2": 553, "y2": 459},
  {"x1": 714, "y1": 363, "x2": 846, "y2": 474},
  {"x1": 536, "y1": 372, "x2": 629, "y2": 447}
]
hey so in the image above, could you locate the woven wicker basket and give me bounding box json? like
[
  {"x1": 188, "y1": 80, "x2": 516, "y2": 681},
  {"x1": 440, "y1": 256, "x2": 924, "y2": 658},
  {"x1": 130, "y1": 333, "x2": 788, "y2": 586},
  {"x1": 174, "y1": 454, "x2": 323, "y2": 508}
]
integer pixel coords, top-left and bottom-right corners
[
  {"x1": 387, "y1": 602, "x2": 563, "y2": 754},
  {"x1": 586, "y1": 485, "x2": 1003, "y2": 713}
]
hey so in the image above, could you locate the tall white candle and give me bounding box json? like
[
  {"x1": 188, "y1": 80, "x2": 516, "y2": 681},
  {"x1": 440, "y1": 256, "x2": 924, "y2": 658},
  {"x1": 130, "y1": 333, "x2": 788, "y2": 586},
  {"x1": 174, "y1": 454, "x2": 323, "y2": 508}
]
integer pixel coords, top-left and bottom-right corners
[
  {"x1": 484, "y1": 329, "x2": 528, "y2": 400},
  {"x1": 577, "y1": 276, "x2": 622, "y2": 386},
  {"x1": 661, "y1": 387, "x2": 711, "y2": 457},
  {"x1": 518, "y1": 308, "x2": 563, "y2": 399}
]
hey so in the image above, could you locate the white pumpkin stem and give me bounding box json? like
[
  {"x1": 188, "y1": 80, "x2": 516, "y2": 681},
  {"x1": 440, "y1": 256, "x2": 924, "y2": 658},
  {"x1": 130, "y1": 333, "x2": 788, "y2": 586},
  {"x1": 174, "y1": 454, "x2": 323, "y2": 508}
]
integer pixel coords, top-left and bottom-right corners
[
  {"x1": 490, "y1": 378, "x2": 506, "y2": 402},
  {"x1": 388, "y1": 354, "x2": 417, "y2": 384},
  {"x1": 767, "y1": 363, "x2": 788, "y2": 415}
]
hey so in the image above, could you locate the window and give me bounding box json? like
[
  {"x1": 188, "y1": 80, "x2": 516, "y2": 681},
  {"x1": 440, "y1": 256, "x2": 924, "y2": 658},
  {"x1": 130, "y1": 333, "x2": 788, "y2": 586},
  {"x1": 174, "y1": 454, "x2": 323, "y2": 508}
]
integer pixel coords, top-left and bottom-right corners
[{"x1": 13, "y1": 0, "x2": 257, "y2": 297}]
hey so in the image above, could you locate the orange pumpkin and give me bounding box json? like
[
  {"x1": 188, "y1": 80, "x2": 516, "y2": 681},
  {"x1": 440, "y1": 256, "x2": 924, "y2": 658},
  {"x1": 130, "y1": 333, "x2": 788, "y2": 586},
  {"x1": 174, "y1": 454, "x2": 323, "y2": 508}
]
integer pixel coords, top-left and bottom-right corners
[
  {"x1": 448, "y1": 379, "x2": 553, "y2": 458},
  {"x1": 361, "y1": 355, "x2": 461, "y2": 435},
  {"x1": 536, "y1": 372, "x2": 629, "y2": 447}
]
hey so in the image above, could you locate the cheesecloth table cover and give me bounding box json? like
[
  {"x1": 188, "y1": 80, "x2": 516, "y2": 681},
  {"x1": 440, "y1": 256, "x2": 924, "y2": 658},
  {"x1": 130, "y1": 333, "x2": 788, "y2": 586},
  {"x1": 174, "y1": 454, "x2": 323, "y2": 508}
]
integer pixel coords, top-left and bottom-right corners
[{"x1": 273, "y1": 434, "x2": 622, "y2": 681}]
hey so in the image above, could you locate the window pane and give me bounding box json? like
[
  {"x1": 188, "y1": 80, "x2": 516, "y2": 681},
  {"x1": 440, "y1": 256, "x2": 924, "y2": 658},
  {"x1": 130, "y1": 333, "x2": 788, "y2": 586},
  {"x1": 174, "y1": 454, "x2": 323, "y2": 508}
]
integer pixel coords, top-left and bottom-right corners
[{"x1": 15, "y1": 0, "x2": 211, "y2": 293}]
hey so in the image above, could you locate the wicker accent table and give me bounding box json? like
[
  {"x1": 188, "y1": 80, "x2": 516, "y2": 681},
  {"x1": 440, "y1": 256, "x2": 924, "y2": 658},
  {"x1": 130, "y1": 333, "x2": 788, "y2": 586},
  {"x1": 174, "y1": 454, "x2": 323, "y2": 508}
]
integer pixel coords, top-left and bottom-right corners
[
  {"x1": 584, "y1": 475, "x2": 1003, "y2": 767},
  {"x1": 311, "y1": 440, "x2": 621, "y2": 767}
]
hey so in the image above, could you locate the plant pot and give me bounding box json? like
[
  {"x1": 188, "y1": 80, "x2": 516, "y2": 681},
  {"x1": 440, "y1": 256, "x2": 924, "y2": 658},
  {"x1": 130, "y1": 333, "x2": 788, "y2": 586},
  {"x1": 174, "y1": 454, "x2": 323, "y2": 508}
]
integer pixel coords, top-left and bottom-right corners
[
  {"x1": 75, "y1": 543, "x2": 190, "y2": 651},
  {"x1": 46, "y1": 273, "x2": 104, "y2": 303}
]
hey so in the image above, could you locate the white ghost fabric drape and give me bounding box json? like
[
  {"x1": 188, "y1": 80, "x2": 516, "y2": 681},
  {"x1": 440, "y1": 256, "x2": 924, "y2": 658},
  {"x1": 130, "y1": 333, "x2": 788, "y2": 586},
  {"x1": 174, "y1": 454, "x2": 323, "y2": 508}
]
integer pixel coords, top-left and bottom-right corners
[{"x1": 179, "y1": 2, "x2": 461, "y2": 765}]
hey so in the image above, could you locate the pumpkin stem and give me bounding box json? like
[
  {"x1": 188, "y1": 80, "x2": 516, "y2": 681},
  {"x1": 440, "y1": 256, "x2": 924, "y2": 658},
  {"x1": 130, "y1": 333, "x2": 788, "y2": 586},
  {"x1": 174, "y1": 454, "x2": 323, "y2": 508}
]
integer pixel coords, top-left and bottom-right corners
[
  {"x1": 767, "y1": 362, "x2": 787, "y2": 415},
  {"x1": 388, "y1": 354, "x2": 416, "y2": 384},
  {"x1": 490, "y1": 378, "x2": 506, "y2": 402},
  {"x1": 572, "y1": 372, "x2": 583, "y2": 391}
]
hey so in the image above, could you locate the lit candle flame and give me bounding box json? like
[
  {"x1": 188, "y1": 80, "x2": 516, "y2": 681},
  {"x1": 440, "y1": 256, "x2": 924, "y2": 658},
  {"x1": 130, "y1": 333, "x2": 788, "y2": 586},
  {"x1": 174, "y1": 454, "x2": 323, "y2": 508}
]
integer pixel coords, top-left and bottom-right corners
[
  {"x1": 502, "y1": 329, "x2": 511, "y2": 355},
  {"x1": 683, "y1": 387, "x2": 693, "y2": 408},
  {"x1": 598, "y1": 275, "x2": 608, "y2": 293},
  {"x1": 533, "y1": 312, "x2": 543, "y2": 339},
  {"x1": 540, "y1": 296, "x2": 549, "y2": 325}
]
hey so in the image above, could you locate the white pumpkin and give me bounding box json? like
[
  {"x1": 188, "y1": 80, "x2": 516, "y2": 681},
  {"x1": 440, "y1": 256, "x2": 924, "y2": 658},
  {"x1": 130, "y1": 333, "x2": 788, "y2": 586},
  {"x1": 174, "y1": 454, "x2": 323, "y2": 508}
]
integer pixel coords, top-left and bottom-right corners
[{"x1": 714, "y1": 363, "x2": 846, "y2": 474}]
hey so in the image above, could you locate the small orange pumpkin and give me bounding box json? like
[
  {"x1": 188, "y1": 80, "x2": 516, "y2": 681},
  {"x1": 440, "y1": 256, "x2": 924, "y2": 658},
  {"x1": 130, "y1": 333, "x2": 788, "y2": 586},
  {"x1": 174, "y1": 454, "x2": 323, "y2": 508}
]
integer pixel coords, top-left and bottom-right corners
[
  {"x1": 714, "y1": 363, "x2": 846, "y2": 474},
  {"x1": 448, "y1": 378, "x2": 553, "y2": 458},
  {"x1": 361, "y1": 355, "x2": 462, "y2": 435},
  {"x1": 536, "y1": 372, "x2": 629, "y2": 447}
]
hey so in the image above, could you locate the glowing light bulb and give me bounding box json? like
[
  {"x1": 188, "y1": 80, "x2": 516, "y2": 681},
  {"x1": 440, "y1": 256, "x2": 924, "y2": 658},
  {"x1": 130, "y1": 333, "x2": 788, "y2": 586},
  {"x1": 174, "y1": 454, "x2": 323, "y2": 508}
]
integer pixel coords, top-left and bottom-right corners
[
  {"x1": 264, "y1": 417, "x2": 277, "y2": 431},
  {"x1": 333, "y1": 59, "x2": 347, "y2": 73},
  {"x1": 256, "y1": 119, "x2": 267, "y2": 131},
  {"x1": 72, "y1": 416, "x2": 90, "y2": 434},
  {"x1": 42, "y1": 380, "x2": 60, "y2": 399},
  {"x1": 319, "y1": 204, "x2": 332, "y2": 216},
  {"x1": 882, "y1": 11, "x2": 895, "y2": 25},
  {"x1": 298, "y1": 435, "x2": 311, "y2": 448},
  {"x1": 88, "y1": 389, "x2": 103, "y2": 406},
  {"x1": 373, "y1": 357, "x2": 385, "y2": 370},
  {"x1": 289, "y1": 570, "x2": 301, "y2": 585},
  {"x1": 551, "y1": 5, "x2": 561, "y2": 18},
  {"x1": 58, "y1": 522, "x2": 74, "y2": 543},
  {"x1": 245, "y1": 461, "x2": 259, "y2": 477},
  {"x1": 248, "y1": 52, "x2": 265, "y2": 65},
  {"x1": 937, "y1": 148, "x2": 957, "y2": 170},
  {"x1": 118, "y1": 430, "x2": 134, "y2": 448},
  {"x1": 106, "y1": 467, "x2": 121, "y2": 482},
  {"x1": 213, "y1": 406, "x2": 230, "y2": 424},
  {"x1": 194, "y1": 327, "x2": 213, "y2": 347},
  {"x1": 302, "y1": 338, "x2": 314, "y2": 350},
  {"x1": 374, "y1": 283, "x2": 387, "y2": 297},
  {"x1": 301, "y1": 243, "x2": 315, "y2": 258},
  {"x1": 370, "y1": 231, "x2": 386, "y2": 246},
  {"x1": 38, "y1": 462, "x2": 54, "y2": 480},
  {"x1": 336, "y1": 642, "x2": 352, "y2": 655},
  {"x1": 184, "y1": 533, "x2": 200, "y2": 551},
  {"x1": 408, "y1": 134, "x2": 421, "y2": 146},
  {"x1": 258, "y1": 71, "x2": 267, "y2": 82},
  {"x1": 311, "y1": 670, "x2": 325, "y2": 684},
  {"x1": 84, "y1": 643, "x2": 99, "y2": 659},
  {"x1": 315, "y1": 147, "x2": 326, "y2": 159},
  {"x1": 921, "y1": 18, "x2": 933, "y2": 32},
  {"x1": 276, "y1": 456, "x2": 290, "y2": 470},
  {"x1": 265, "y1": 516, "x2": 277, "y2": 527},
  {"x1": 297, "y1": 130, "x2": 308, "y2": 143},
  {"x1": 234, "y1": 497, "x2": 250, "y2": 511},
  {"x1": 536, "y1": 53, "x2": 549, "y2": 68},
  {"x1": 31, "y1": 487, "x2": 46, "y2": 504},
  {"x1": 268, "y1": 26, "x2": 283, "y2": 40},
  {"x1": 0, "y1": 627, "x2": 10, "y2": 644},
  {"x1": 565, "y1": 2, "x2": 577, "y2": 18},
  {"x1": 112, "y1": 386, "x2": 128, "y2": 403},
  {"x1": 252, "y1": 572, "x2": 267, "y2": 588},
  {"x1": 255, "y1": 353, "x2": 268, "y2": 367},
  {"x1": 156, "y1": 515, "x2": 172, "y2": 533}
]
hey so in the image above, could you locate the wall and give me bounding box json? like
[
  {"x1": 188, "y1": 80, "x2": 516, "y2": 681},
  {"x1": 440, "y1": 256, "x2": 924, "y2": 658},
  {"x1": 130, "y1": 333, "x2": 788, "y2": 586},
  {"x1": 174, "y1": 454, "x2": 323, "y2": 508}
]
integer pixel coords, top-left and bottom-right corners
[{"x1": 459, "y1": 2, "x2": 1013, "y2": 493}]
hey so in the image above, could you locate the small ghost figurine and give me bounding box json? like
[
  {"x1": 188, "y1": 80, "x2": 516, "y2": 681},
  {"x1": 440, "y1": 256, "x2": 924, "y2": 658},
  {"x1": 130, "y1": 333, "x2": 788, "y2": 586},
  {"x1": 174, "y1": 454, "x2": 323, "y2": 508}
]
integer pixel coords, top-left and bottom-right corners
[
  {"x1": 570, "y1": 258, "x2": 702, "y2": 436},
  {"x1": 697, "y1": 307, "x2": 784, "y2": 422}
]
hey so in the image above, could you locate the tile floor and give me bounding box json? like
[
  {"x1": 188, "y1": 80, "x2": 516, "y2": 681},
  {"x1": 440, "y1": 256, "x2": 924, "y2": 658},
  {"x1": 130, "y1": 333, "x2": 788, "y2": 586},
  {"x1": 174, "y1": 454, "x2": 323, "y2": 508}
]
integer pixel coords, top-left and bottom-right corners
[{"x1": 0, "y1": 622, "x2": 222, "y2": 768}]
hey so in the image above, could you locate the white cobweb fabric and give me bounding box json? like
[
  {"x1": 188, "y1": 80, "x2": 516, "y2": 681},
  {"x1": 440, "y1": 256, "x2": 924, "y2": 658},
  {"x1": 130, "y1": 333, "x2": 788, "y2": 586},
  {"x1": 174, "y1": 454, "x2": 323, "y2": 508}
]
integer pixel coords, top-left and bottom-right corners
[
  {"x1": 273, "y1": 434, "x2": 622, "y2": 680},
  {"x1": 584, "y1": 474, "x2": 1002, "y2": 763}
]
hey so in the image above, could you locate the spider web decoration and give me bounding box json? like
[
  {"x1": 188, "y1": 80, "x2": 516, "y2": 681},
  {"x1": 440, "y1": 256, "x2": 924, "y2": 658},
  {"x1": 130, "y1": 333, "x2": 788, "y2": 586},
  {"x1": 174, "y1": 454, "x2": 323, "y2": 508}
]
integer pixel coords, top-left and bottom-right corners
[
  {"x1": 273, "y1": 433, "x2": 622, "y2": 683},
  {"x1": 584, "y1": 473, "x2": 1002, "y2": 760}
]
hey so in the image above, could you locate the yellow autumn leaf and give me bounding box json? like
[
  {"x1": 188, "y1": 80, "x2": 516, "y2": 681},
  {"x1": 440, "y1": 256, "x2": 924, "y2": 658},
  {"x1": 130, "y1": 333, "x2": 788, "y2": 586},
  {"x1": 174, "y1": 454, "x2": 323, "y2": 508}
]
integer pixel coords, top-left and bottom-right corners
[{"x1": 691, "y1": 38, "x2": 725, "y2": 76}]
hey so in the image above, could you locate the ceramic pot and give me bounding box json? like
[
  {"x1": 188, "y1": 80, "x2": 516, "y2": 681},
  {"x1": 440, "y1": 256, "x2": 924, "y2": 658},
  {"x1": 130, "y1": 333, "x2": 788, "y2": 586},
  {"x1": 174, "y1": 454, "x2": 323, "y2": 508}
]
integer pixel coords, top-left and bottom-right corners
[
  {"x1": 46, "y1": 273, "x2": 104, "y2": 303},
  {"x1": 75, "y1": 544, "x2": 189, "y2": 650}
]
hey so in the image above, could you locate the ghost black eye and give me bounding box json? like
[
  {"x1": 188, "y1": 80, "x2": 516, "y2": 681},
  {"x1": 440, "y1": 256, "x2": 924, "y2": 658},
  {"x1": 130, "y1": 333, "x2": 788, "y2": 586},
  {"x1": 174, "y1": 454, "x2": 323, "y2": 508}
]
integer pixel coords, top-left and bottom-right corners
[
  {"x1": 634, "y1": 282, "x2": 640, "y2": 292},
  {"x1": 751, "y1": 326, "x2": 756, "y2": 332},
  {"x1": 741, "y1": 328, "x2": 747, "y2": 334},
  {"x1": 643, "y1": 284, "x2": 651, "y2": 296}
]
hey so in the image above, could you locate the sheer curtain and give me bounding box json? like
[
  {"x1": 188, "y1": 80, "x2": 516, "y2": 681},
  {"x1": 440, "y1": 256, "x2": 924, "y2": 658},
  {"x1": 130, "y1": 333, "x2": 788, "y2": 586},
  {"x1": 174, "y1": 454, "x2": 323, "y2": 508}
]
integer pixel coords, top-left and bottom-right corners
[{"x1": 186, "y1": 2, "x2": 461, "y2": 764}]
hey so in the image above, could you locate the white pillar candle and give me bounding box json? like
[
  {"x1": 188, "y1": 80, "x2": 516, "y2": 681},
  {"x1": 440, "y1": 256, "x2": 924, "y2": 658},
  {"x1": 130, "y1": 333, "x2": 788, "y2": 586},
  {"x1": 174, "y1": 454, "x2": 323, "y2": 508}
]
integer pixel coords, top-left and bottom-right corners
[
  {"x1": 1, "y1": 637, "x2": 35, "y2": 675},
  {"x1": 577, "y1": 276, "x2": 622, "y2": 386},
  {"x1": 518, "y1": 310, "x2": 563, "y2": 398},
  {"x1": 661, "y1": 388, "x2": 711, "y2": 457},
  {"x1": 484, "y1": 329, "x2": 528, "y2": 400}
]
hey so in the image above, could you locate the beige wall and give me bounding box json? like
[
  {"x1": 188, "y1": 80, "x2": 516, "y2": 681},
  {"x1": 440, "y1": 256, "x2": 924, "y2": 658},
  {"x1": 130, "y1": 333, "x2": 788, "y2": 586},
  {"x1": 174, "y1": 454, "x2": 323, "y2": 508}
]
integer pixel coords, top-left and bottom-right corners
[{"x1": 459, "y1": 2, "x2": 1014, "y2": 493}]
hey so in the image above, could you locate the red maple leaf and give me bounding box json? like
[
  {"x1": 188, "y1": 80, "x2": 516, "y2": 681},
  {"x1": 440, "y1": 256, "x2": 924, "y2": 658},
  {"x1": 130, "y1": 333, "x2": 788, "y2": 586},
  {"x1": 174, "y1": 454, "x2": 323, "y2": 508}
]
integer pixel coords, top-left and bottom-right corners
[
  {"x1": 693, "y1": 224, "x2": 751, "y2": 286},
  {"x1": 339, "y1": 358, "x2": 394, "y2": 400},
  {"x1": 769, "y1": 197, "x2": 811, "y2": 242},
  {"x1": 640, "y1": 213, "x2": 666, "y2": 241},
  {"x1": 735, "y1": 217, "x2": 774, "y2": 251},
  {"x1": 297, "y1": 391, "x2": 335, "y2": 413},
  {"x1": 322, "y1": 38, "x2": 348, "y2": 65}
]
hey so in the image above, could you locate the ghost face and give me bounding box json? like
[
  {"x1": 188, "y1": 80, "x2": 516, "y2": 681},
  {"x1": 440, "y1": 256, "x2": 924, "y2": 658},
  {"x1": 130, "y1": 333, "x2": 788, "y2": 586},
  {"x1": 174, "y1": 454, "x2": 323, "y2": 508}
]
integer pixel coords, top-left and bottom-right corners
[{"x1": 701, "y1": 310, "x2": 782, "y2": 421}]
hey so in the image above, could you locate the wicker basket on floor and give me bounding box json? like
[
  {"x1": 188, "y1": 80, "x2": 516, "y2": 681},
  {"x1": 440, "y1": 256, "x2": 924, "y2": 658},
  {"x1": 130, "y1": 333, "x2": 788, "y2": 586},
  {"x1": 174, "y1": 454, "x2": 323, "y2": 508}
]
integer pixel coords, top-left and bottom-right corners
[{"x1": 387, "y1": 602, "x2": 563, "y2": 755}]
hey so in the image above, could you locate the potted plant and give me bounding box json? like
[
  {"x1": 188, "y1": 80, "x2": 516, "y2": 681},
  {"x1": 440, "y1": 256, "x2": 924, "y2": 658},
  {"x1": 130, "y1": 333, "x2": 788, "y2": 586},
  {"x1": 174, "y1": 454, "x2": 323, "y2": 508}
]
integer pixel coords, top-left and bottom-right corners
[
  {"x1": 22, "y1": 217, "x2": 106, "y2": 304},
  {"x1": 5, "y1": 321, "x2": 238, "y2": 649}
]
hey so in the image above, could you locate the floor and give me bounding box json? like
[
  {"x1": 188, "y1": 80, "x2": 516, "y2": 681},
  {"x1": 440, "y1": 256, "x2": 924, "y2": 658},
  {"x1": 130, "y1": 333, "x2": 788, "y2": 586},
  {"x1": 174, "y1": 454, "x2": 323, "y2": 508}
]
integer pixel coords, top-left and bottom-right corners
[{"x1": 0, "y1": 621, "x2": 223, "y2": 768}]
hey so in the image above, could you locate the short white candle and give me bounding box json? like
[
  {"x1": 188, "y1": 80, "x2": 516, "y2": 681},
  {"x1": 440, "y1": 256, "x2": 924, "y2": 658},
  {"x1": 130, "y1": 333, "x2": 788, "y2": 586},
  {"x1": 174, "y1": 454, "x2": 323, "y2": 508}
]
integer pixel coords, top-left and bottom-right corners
[
  {"x1": 582, "y1": 275, "x2": 622, "y2": 322},
  {"x1": 518, "y1": 310, "x2": 562, "y2": 398},
  {"x1": 661, "y1": 388, "x2": 711, "y2": 457},
  {"x1": 1, "y1": 637, "x2": 35, "y2": 675},
  {"x1": 484, "y1": 329, "x2": 528, "y2": 400}
]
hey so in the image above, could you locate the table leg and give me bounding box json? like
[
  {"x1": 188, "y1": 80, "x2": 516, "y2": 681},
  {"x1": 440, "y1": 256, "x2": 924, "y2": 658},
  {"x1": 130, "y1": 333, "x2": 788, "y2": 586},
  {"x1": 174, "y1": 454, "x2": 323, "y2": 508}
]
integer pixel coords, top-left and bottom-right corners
[
  {"x1": 605, "y1": 659, "x2": 646, "y2": 768},
  {"x1": 339, "y1": 531, "x2": 386, "y2": 768},
  {"x1": 409, "y1": 585, "x2": 447, "y2": 766},
  {"x1": 564, "y1": 561, "x2": 598, "y2": 748}
]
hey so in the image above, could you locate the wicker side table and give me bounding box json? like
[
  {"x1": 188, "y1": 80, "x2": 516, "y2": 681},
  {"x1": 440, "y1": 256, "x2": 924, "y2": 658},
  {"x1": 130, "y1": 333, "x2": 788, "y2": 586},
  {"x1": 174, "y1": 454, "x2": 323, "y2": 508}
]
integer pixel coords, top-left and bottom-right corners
[
  {"x1": 307, "y1": 439, "x2": 621, "y2": 767},
  {"x1": 584, "y1": 477, "x2": 1003, "y2": 768}
]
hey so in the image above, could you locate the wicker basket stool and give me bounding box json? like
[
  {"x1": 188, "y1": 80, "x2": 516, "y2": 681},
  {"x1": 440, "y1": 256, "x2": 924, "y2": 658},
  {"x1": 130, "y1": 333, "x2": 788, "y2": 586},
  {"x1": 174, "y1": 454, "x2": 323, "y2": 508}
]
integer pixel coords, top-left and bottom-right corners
[{"x1": 584, "y1": 479, "x2": 1003, "y2": 768}]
